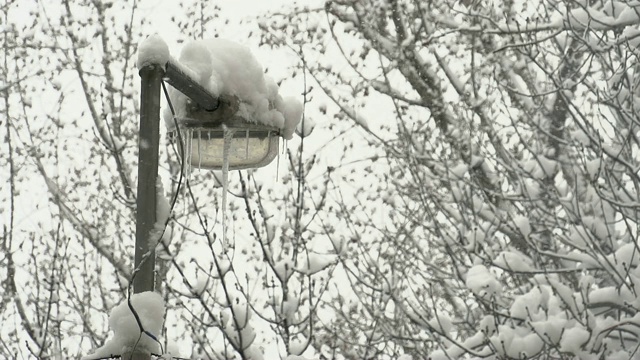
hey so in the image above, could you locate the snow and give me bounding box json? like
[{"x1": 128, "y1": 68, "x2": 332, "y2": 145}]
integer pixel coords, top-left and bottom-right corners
[
  {"x1": 555, "y1": 3, "x2": 640, "y2": 30},
  {"x1": 465, "y1": 264, "x2": 501, "y2": 298},
  {"x1": 494, "y1": 250, "x2": 535, "y2": 272},
  {"x1": 243, "y1": 347, "x2": 264, "y2": 360},
  {"x1": 276, "y1": 297, "x2": 299, "y2": 322},
  {"x1": 213, "y1": 255, "x2": 232, "y2": 278},
  {"x1": 193, "y1": 273, "x2": 208, "y2": 295},
  {"x1": 82, "y1": 291, "x2": 165, "y2": 359},
  {"x1": 521, "y1": 178, "x2": 541, "y2": 198},
  {"x1": 617, "y1": 5, "x2": 640, "y2": 24},
  {"x1": 531, "y1": 317, "x2": 567, "y2": 344},
  {"x1": 150, "y1": 178, "x2": 170, "y2": 248},
  {"x1": 295, "y1": 116, "x2": 315, "y2": 137},
  {"x1": 289, "y1": 337, "x2": 307, "y2": 355},
  {"x1": 582, "y1": 216, "x2": 607, "y2": 240},
  {"x1": 622, "y1": 27, "x2": 640, "y2": 47},
  {"x1": 489, "y1": 326, "x2": 545, "y2": 359},
  {"x1": 567, "y1": 225, "x2": 590, "y2": 248},
  {"x1": 512, "y1": 215, "x2": 532, "y2": 238},
  {"x1": 273, "y1": 254, "x2": 295, "y2": 281},
  {"x1": 537, "y1": 156, "x2": 558, "y2": 177},
  {"x1": 585, "y1": 158, "x2": 600, "y2": 179},
  {"x1": 355, "y1": 113, "x2": 369, "y2": 128},
  {"x1": 565, "y1": 7, "x2": 615, "y2": 30},
  {"x1": 136, "y1": 34, "x2": 170, "y2": 70},
  {"x1": 218, "y1": 307, "x2": 232, "y2": 327},
  {"x1": 510, "y1": 286, "x2": 548, "y2": 319},
  {"x1": 511, "y1": 332, "x2": 544, "y2": 358},
  {"x1": 281, "y1": 96, "x2": 304, "y2": 139},
  {"x1": 295, "y1": 252, "x2": 337, "y2": 275},
  {"x1": 463, "y1": 227, "x2": 487, "y2": 250},
  {"x1": 521, "y1": 159, "x2": 545, "y2": 179},
  {"x1": 559, "y1": 325, "x2": 590, "y2": 353},
  {"x1": 450, "y1": 163, "x2": 468, "y2": 178},
  {"x1": 427, "y1": 312, "x2": 452, "y2": 333},
  {"x1": 611, "y1": 243, "x2": 640, "y2": 269},
  {"x1": 163, "y1": 38, "x2": 303, "y2": 140},
  {"x1": 155, "y1": 179, "x2": 170, "y2": 227},
  {"x1": 589, "y1": 286, "x2": 635, "y2": 306},
  {"x1": 231, "y1": 299, "x2": 250, "y2": 326},
  {"x1": 547, "y1": 278, "x2": 579, "y2": 314}
]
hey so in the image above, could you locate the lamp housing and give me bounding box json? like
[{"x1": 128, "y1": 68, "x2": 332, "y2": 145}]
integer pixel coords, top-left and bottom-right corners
[{"x1": 171, "y1": 98, "x2": 280, "y2": 171}]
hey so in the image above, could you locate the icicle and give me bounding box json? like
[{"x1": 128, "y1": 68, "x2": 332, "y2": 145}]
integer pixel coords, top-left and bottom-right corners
[
  {"x1": 275, "y1": 134, "x2": 282, "y2": 181},
  {"x1": 183, "y1": 128, "x2": 193, "y2": 206},
  {"x1": 245, "y1": 130, "x2": 249, "y2": 159},
  {"x1": 197, "y1": 129, "x2": 202, "y2": 169},
  {"x1": 221, "y1": 124, "x2": 234, "y2": 251},
  {"x1": 184, "y1": 128, "x2": 193, "y2": 180}
]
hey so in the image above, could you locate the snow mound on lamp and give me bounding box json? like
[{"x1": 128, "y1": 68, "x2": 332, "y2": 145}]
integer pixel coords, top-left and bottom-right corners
[{"x1": 153, "y1": 38, "x2": 303, "y2": 140}]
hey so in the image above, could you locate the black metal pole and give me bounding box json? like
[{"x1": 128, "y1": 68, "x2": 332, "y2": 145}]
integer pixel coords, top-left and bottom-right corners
[
  {"x1": 134, "y1": 65, "x2": 163, "y2": 295},
  {"x1": 128, "y1": 60, "x2": 219, "y2": 360},
  {"x1": 164, "y1": 61, "x2": 219, "y2": 111}
]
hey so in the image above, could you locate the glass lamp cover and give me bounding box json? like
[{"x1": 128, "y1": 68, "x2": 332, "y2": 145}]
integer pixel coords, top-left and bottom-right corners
[{"x1": 187, "y1": 127, "x2": 279, "y2": 170}]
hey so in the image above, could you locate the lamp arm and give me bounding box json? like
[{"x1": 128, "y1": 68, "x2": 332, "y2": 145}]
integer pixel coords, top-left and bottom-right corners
[{"x1": 163, "y1": 61, "x2": 220, "y2": 112}]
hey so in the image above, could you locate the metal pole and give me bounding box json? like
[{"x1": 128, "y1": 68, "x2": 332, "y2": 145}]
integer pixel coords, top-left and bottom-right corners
[
  {"x1": 134, "y1": 65, "x2": 163, "y2": 295},
  {"x1": 126, "y1": 64, "x2": 163, "y2": 360},
  {"x1": 164, "y1": 61, "x2": 219, "y2": 111},
  {"x1": 128, "y1": 62, "x2": 217, "y2": 360}
]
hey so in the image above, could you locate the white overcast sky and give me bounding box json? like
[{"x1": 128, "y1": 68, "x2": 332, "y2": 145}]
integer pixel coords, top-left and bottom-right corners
[{"x1": 142, "y1": 0, "x2": 321, "y2": 40}]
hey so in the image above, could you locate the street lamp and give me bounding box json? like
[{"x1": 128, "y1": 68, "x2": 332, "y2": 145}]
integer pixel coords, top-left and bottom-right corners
[
  {"x1": 93, "y1": 35, "x2": 300, "y2": 360},
  {"x1": 135, "y1": 60, "x2": 284, "y2": 301},
  {"x1": 175, "y1": 97, "x2": 280, "y2": 171}
]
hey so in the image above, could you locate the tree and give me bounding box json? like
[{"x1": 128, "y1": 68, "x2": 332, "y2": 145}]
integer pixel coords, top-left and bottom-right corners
[
  {"x1": 261, "y1": 0, "x2": 640, "y2": 358},
  {"x1": 1, "y1": 0, "x2": 143, "y2": 357},
  {"x1": 154, "y1": 3, "x2": 333, "y2": 358},
  {"x1": 0, "y1": 0, "x2": 329, "y2": 358}
]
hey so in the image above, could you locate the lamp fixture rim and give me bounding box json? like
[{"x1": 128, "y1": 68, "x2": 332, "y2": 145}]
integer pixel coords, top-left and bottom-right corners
[{"x1": 177, "y1": 117, "x2": 281, "y2": 135}]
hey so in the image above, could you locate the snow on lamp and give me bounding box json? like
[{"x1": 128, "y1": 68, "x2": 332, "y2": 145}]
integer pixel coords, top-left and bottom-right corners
[{"x1": 159, "y1": 38, "x2": 303, "y2": 171}]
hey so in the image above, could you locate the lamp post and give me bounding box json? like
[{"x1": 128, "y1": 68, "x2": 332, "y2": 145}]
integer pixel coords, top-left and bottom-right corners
[
  {"x1": 130, "y1": 59, "x2": 281, "y2": 359},
  {"x1": 136, "y1": 60, "x2": 282, "y2": 294},
  {"x1": 133, "y1": 65, "x2": 163, "y2": 295},
  {"x1": 134, "y1": 61, "x2": 224, "y2": 295}
]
